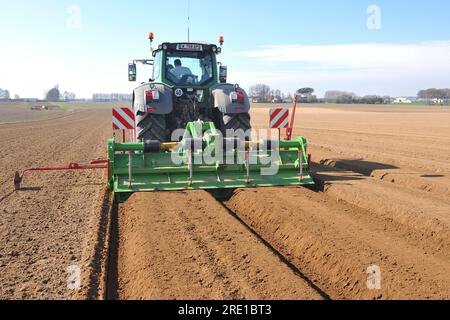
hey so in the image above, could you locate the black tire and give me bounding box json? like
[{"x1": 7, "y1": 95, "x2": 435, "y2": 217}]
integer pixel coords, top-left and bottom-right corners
[
  {"x1": 169, "y1": 108, "x2": 199, "y2": 133},
  {"x1": 137, "y1": 114, "x2": 170, "y2": 142},
  {"x1": 222, "y1": 113, "x2": 252, "y2": 136}
]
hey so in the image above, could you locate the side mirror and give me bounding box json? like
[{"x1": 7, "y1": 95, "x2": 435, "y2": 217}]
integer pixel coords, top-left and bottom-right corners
[
  {"x1": 219, "y1": 66, "x2": 227, "y2": 83},
  {"x1": 128, "y1": 63, "x2": 137, "y2": 82}
]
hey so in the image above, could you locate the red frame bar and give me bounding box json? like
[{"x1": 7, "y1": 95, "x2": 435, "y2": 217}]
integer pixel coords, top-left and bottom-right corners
[
  {"x1": 286, "y1": 95, "x2": 298, "y2": 141},
  {"x1": 21, "y1": 160, "x2": 108, "y2": 176},
  {"x1": 19, "y1": 160, "x2": 108, "y2": 182},
  {"x1": 15, "y1": 160, "x2": 109, "y2": 190}
]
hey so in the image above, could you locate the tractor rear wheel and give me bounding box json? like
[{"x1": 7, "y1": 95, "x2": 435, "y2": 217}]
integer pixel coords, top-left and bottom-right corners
[
  {"x1": 222, "y1": 113, "x2": 252, "y2": 135},
  {"x1": 137, "y1": 114, "x2": 170, "y2": 142}
]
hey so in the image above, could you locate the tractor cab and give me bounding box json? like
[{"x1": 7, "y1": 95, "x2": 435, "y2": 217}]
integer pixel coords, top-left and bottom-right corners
[
  {"x1": 128, "y1": 33, "x2": 253, "y2": 143},
  {"x1": 155, "y1": 43, "x2": 221, "y2": 87},
  {"x1": 128, "y1": 39, "x2": 227, "y2": 87}
]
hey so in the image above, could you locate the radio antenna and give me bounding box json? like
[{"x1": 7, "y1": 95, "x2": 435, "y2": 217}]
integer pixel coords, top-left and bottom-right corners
[{"x1": 187, "y1": 0, "x2": 191, "y2": 42}]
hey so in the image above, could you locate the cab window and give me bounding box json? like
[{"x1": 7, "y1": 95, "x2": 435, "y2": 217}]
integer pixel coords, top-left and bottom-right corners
[
  {"x1": 152, "y1": 51, "x2": 162, "y2": 81},
  {"x1": 165, "y1": 50, "x2": 213, "y2": 86}
]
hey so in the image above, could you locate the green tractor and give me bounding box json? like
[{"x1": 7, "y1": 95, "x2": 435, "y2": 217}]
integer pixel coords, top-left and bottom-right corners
[
  {"x1": 128, "y1": 33, "x2": 251, "y2": 143},
  {"x1": 104, "y1": 33, "x2": 314, "y2": 202},
  {"x1": 13, "y1": 33, "x2": 314, "y2": 202}
]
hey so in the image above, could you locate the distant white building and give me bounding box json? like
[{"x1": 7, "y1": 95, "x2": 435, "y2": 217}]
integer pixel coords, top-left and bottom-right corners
[
  {"x1": 393, "y1": 98, "x2": 412, "y2": 104},
  {"x1": 432, "y1": 98, "x2": 444, "y2": 104}
]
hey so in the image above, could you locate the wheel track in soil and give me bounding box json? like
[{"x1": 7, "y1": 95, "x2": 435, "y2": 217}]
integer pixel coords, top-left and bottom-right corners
[
  {"x1": 224, "y1": 184, "x2": 450, "y2": 299},
  {"x1": 107, "y1": 191, "x2": 327, "y2": 300}
]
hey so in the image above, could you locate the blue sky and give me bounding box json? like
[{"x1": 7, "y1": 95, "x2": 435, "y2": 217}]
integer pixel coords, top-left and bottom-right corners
[{"x1": 0, "y1": 0, "x2": 449, "y2": 98}]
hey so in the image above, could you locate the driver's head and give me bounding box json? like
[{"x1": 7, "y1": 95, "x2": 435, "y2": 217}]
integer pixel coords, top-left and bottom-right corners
[{"x1": 174, "y1": 59, "x2": 182, "y2": 67}]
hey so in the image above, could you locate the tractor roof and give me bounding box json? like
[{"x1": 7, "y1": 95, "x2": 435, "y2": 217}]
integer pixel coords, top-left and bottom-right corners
[{"x1": 154, "y1": 42, "x2": 221, "y2": 54}]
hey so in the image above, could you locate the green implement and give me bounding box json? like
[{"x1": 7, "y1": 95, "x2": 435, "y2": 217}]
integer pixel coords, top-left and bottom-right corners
[{"x1": 108, "y1": 121, "x2": 313, "y2": 203}]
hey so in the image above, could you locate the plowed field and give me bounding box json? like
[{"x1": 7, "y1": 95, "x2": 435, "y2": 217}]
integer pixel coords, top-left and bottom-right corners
[{"x1": 1, "y1": 104, "x2": 449, "y2": 300}]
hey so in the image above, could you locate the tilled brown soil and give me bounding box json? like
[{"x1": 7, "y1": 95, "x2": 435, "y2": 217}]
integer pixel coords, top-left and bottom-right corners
[
  {"x1": 225, "y1": 185, "x2": 450, "y2": 299},
  {"x1": 1, "y1": 104, "x2": 449, "y2": 300},
  {"x1": 252, "y1": 105, "x2": 450, "y2": 196},
  {"x1": 0, "y1": 110, "x2": 111, "y2": 299},
  {"x1": 114, "y1": 191, "x2": 323, "y2": 300},
  {"x1": 239, "y1": 105, "x2": 450, "y2": 299}
]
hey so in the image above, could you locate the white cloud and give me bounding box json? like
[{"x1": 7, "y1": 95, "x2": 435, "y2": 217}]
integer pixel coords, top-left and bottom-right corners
[
  {"x1": 239, "y1": 41, "x2": 450, "y2": 69},
  {"x1": 235, "y1": 41, "x2": 450, "y2": 96},
  {"x1": 2, "y1": 41, "x2": 449, "y2": 99}
]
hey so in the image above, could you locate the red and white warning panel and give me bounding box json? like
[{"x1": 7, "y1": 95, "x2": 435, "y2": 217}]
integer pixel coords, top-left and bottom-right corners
[
  {"x1": 112, "y1": 107, "x2": 135, "y2": 130},
  {"x1": 270, "y1": 108, "x2": 289, "y2": 129}
]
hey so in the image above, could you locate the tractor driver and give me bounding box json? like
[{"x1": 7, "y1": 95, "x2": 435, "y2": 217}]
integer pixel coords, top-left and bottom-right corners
[{"x1": 170, "y1": 59, "x2": 193, "y2": 79}]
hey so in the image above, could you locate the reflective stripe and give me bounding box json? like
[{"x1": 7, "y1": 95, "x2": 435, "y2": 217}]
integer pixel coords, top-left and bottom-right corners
[
  {"x1": 113, "y1": 117, "x2": 127, "y2": 130},
  {"x1": 270, "y1": 108, "x2": 289, "y2": 129},
  {"x1": 116, "y1": 108, "x2": 135, "y2": 127},
  {"x1": 112, "y1": 108, "x2": 136, "y2": 130},
  {"x1": 273, "y1": 114, "x2": 289, "y2": 129}
]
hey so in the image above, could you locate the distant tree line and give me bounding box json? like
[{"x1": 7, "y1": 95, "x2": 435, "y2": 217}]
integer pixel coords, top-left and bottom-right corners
[
  {"x1": 4, "y1": 83, "x2": 449, "y2": 105},
  {"x1": 45, "y1": 86, "x2": 60, "y2": 101},
  {"x1": 417, "y1": 88, "x2": 450, "y2": 99},
  {"x1": 248, "y1": 84, "x2": 271, "y2": 102},
  {"x1": 248, "y1": 84, "x2": 317, "y2": 103},
  {"x1": 248, "y1": 86, "x2": 388, "y2": 105},
  {"x1": 324, "y1": 90, "x2": 357, "y2": 101},
  {"x1": 45, "y1": 85, "x2": 76, "y2": 102},
  {"x1": 0, "y1": 88, "x2": 10, "y2": 100},
  {"x1": 248, "y1": 87, "x2": 450, "y2": 105},
  {"x1": 0, "y1": 85, "x2": 76, "y2": 102},
  {"x1": 324, "y1": 90, "x2": 390, "y2": 104},
  {"x1": 417, "y1": 88, "x2": 450, "y2": 104}
]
